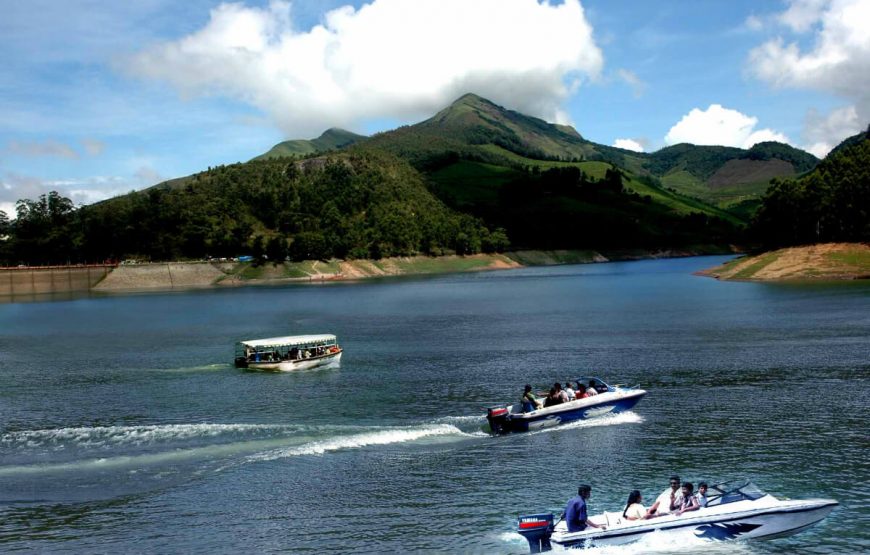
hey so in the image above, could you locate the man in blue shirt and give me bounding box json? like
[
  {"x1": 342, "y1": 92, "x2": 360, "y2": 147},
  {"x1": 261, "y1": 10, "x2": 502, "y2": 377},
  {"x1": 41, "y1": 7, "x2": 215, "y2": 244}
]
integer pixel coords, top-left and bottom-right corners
[{"x1": 564, "y1": 484, "x2": 606, "y2": 533}]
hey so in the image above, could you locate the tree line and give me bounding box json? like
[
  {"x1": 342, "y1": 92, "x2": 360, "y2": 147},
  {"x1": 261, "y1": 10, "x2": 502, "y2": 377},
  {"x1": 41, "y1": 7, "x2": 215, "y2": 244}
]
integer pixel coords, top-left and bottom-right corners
[{"x1": 0, "y1": 152, "x2": 508, "y2": 266}]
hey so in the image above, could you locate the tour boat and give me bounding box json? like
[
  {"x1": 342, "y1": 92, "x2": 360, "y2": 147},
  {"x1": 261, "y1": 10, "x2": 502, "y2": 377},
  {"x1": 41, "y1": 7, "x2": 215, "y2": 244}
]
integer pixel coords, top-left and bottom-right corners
[
  {"x1": 517, "y1": 480, "x2": 837, "y2": 552},
  {"x1": 485, "y1": 378, "x2": 645, "y2": 435},
  {"x1": 234, "y1": 334, "x2": 342, "y2": 371}
]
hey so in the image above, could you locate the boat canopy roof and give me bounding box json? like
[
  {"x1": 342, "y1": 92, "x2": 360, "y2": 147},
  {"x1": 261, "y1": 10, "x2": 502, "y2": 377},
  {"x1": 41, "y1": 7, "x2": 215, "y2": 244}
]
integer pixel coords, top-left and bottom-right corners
[{"x1": 237, "y1": 334, "x2": 336, "y2": 348}]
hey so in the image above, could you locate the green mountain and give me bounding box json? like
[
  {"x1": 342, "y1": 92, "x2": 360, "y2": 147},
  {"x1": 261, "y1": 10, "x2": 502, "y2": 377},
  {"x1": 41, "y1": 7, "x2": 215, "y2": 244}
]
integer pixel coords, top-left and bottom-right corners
[
  {"x1": 751, "y1": 128, "x2": 870, "y2": 247},
  {"x1": 647, "y1": 141, "x2": 819, "y2": 218},
  {"x1": 255, "y1": 128, "x2": 367, "y2": 160},
  {"x1": 6, "y1": 93, "x2": 823, "y2": 265}
]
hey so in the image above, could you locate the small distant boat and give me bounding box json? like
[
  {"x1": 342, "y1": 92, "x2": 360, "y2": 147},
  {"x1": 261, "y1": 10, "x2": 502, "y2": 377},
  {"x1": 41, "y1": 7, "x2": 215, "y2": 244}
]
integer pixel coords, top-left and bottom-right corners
[
  {"x1": 234, "y1": 334, "x2": 342, "y2": 371},
  {"x1": 517, "y1": 480, "x2": 837, "y2": 552},
  {"x1": 485, "y1": 377, "x2": 645, "y2": 435}
]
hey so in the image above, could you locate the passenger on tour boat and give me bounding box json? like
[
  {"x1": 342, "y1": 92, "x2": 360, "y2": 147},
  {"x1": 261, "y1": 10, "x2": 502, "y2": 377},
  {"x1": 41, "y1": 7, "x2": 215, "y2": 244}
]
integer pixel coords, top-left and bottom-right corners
[
  {"x1": 622, "y1": 490, "x2": 647, "y2": 520},
  {"x1": 673, "y1": 482, "x2": 700, "y2": 515},
  {"x1": 575, "y1": 384, "x2": 588, "y2": 398},
  {"x1": 565, "y1": 485, "x2": 605, "y2": 533},
  {"x1": 646, "y1": 475, "x2": 683, "y2": 518},
  {"x1": 697, "y1": 482, "x2": 709, "y2": 508},
  {"x1": 564, "y1": 381, "x2": 575, "y2": 400}
]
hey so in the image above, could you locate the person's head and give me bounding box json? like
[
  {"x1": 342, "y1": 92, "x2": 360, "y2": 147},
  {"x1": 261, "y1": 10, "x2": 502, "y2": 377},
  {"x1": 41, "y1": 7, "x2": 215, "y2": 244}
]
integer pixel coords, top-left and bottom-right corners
[
  {"x1": 554, "y1": 382, "x2": 562, "y2": 391},
  {"x1": 524, "y1": 384, "x2": 532, "y2": 393},
  {"x1": 549, "y1": 387, "x2": 557, "y2": 397},
  {"x1": 669, "y1": 475, "x2": 681, "y2": 491},
  {"x1": 698, "y1": 482, "x2": 707, "y2": 494},
  {"x1": 623, "y1": 490, "x2": 641, "y2": 516},
  {"x1": 681, "y1": 482, "x2": 694, "y2": 496},
  {"x1": 578, "y1": 484, "x2": 591, "y2": 499},
  {"x1": 577, "y1": 384, "x2": 587, "y2": 393}
]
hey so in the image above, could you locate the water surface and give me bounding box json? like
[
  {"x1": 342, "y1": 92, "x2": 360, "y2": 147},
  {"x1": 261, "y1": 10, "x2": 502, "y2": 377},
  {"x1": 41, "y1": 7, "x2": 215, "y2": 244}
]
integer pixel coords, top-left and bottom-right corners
[{"x1": 1, "y1": 256, "x2": 868, "y2": 553}]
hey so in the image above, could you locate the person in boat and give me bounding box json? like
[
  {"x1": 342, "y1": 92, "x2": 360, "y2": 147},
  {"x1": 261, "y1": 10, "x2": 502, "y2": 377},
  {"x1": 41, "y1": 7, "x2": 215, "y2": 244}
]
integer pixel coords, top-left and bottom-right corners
[
  {"x1": 696, "y1": 482, "x2": 708, "y2": 508},
  {"x1": 565, "y1": 485, "x2": 605, "y2": 533},
  {"x1": 564, "y1": 381, "x2": 576, "y2": 400},
  {"x1": 585, "y1": 381, "x2": 599, "y2": 396},
  {"x1": 543, "y1": 387, "x2": 562, "y2": 407},
  {"x1": 589, "y1": 378, "x2": 606, "y2": 394},
  {"x1": 622, "y1": 490, "x2": 647, "y2": 521},
  {"x1": 555, "y1": 382, "x2": 570, "y2": 403},
  {"x1": 673, "y1": 482, "x2": 700, "y2": 516},
  {"x1": 521, "y1": 385, "x2": 541, "y2": 412},
  {"x1": 575, "y1": 384, "x2": 589, "y2": 399},
  {"x1": 646, "y1": 475, "x2": 682, "y2": 518}
]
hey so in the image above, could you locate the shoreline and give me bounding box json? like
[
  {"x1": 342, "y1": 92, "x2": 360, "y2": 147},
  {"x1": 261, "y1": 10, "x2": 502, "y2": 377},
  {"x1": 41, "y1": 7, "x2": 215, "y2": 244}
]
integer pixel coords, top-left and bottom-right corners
[
  {"x1": 697, "y1": 242, "x2": 870, "y2": 281},
  {"x1": 0, "y1": 246, "x2": 736, "y2": 300},
  {"x1": 92, "y1": 247, "x2": 737, "y2": 294}
]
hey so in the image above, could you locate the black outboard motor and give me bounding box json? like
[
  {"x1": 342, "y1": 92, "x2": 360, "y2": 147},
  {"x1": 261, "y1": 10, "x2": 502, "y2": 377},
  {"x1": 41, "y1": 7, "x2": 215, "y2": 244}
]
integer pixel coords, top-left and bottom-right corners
[
  {"x1": 517, "y1": 513, "x2": 554, "y2": 553},
  {"x1": 486, "y1": 406, "x2": 510, "y2": 435}
]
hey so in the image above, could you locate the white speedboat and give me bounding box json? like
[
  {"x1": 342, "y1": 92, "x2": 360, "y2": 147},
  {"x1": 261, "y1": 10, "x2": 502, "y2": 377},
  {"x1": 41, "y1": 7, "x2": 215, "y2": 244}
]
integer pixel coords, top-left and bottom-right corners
[
  {"x1": 486, "y1": 378, "x2": 646, "y2": 435},
  {"x1": 234, "y1": 334, "x2": 342, "y2": 371},
  {"x1": 517, "y1": 480, "x2": 837, "y2": 552}
]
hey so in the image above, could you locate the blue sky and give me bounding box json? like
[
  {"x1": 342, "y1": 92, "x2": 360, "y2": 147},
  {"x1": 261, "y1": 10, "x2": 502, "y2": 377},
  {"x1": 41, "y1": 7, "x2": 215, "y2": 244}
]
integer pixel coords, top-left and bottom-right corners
[{"x1": 1, "y1": 0, "x2": 868, "y2": 216}]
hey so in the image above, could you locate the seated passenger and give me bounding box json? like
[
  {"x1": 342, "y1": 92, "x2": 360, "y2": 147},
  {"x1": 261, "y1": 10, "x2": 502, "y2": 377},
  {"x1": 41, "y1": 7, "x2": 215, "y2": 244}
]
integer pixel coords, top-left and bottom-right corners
[
  {"x1": 589, "y1": 379, "x2": 606, "y2": 394},
  {"x1": 674, "y1": 482, "x2": 700, "y2": 516},
  {"x1": 622, "y1": 490, "x2": 647, "y2": 521},
  {"x1": 575, "y1": 384, "x2": 588, "y2": 399},
  {"x1": 543, "y1": 387, "x2": 562, "y2": 407},
  {"x1": 585, "y1": 381, "x2": 599, "y2": 396},
  {"x1": 521, "y1": 384, "x2": 541, "y2": 412},
  {"x1": 646, "y1": 475, "x2": 682, "y2": 518},
  {"x1": 564, "y1": 382, "x2": 576, "y2": 400},
  {"x1": 696, "y1": 482, "x2": 708, "y2": 508},
  {"x1": 555, "y1": 382, "x2": 570, "y2": 403}
]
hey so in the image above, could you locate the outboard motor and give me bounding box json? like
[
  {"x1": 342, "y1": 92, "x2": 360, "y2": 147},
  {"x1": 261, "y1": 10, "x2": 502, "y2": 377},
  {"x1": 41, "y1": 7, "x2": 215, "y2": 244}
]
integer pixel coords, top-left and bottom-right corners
[
  {"x1": 486, "y1": 406, "x2": 510, "y2": 435},
  {"x1": 517, "y1": 513, "x2": 554, "y2": 553}
]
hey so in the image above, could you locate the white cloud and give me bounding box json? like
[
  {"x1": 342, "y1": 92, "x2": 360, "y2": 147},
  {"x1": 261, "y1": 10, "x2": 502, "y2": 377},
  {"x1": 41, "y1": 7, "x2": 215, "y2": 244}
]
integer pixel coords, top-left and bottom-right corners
[
  {"x1": 744, "y1": 14, "x2": 764, "y2": 31},
  {"x1": 664, "y1": 104, "x2": 790, "y2": 149},
  {"x1": 747, "y1": 0, "x2": 869, "y2": 155},
  {"x1": 0, "y1": 168, "x2": 162, "y2": 219},
  {"x1": 81, "y1": 138, "x2": 106, "y2": 156},
  {"x1": 613, "y1": 138, "x2": 644, "y2": 152},
  {"x1": 124, "y1": 0, "x2": 604, "y2": 136}
]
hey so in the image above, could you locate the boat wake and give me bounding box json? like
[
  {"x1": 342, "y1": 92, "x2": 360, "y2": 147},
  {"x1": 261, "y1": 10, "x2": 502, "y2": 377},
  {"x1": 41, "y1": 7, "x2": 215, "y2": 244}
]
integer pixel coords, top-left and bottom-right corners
[
  {"x1": 502, "y1": 528, "x2": 755, "y2": 555},
  {"x1": 526, "y1": 411, "x2": 644, "y2": 436}
]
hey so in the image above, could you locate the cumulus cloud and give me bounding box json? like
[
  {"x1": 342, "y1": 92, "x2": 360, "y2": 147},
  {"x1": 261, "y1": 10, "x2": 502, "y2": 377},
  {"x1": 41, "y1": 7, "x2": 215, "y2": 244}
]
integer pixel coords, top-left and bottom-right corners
[
  {"x1": 613, "y1": 138, "x2": 644, "y2": 152},
  {"x1": 664, "y1": 104, "x2": 790, "y2": 149},
  {"x1": 747, "y1": 0, "x2": 869, "y2": 155},
  {"x1": 123, "y1": 0, "x2": 603, "y2": 136}
]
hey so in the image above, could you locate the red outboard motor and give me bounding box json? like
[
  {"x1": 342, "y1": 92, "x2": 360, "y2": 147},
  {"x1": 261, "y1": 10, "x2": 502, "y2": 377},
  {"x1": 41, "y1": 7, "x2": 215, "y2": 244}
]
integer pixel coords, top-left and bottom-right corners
[
  {"x1": 517, "y1": 513, "x2": 554, "y2": 553},
  {"x1": 486, "y1": 406, "x2": 511, "y2": 435}
]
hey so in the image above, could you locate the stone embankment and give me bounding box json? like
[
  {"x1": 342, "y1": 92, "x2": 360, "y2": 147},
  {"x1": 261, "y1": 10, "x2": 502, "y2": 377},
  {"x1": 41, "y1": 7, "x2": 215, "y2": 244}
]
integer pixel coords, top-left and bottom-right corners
[{"x1": 0, "y1": 265, "x2": 113, "y2": 296}]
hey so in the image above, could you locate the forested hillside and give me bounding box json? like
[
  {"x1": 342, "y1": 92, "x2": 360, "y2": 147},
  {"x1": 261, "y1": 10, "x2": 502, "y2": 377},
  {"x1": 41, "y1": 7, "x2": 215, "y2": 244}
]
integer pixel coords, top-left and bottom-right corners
[{"x1": 751, "y1": 127, "x2": 870, "y2": 247}]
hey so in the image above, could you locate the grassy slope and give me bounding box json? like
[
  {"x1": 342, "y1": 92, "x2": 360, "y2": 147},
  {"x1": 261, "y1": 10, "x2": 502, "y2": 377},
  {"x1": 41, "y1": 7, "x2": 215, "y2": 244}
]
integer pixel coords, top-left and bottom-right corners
[{"x1": 700, "y1": 243, "x2": 870, "y2": 281}]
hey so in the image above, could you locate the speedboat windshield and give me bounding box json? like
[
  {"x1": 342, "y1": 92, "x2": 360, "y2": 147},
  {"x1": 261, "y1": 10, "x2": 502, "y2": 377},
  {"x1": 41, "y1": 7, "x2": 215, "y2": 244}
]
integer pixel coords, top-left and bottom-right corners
[{"x1": 706, "y1": 480, "x2": 767, "y2": 507}]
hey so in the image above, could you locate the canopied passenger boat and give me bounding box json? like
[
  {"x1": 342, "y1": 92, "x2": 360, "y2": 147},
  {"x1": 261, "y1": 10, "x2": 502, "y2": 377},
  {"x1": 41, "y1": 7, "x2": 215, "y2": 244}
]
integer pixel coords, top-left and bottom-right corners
[
  {"x1": 517, "y1": 480, "x2": 837, "y2": 552},
  {"x1": 485, "y1": 378, "x2": 645, "y2": 435},
  {"x1": 234, "y1": 334, "x2": 342, "y2": 371}
]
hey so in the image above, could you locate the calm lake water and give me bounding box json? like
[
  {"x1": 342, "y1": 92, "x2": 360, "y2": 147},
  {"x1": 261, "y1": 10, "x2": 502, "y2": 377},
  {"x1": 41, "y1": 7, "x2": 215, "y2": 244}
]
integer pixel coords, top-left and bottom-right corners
[{"x1": 1, "y1": 256, "x2": 868, "y2": 554}]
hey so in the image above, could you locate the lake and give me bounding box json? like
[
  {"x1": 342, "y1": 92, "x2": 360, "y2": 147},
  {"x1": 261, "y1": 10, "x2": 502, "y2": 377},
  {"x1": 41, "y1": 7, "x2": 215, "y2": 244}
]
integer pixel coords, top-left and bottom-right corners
[{"x1": 1, "y1": 256, "x2": 868, "y2": 554}]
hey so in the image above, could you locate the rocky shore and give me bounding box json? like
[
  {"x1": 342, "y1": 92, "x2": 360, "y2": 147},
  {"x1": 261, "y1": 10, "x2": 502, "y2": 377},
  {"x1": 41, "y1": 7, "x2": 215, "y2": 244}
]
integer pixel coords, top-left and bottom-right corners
[{"x1": 698, "y1": 242, "x2": 870, "y2": 281}]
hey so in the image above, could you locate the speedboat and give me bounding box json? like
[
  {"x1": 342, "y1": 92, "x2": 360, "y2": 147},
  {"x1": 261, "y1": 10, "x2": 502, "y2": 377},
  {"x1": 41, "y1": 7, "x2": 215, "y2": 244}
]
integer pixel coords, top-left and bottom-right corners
[
  {"x1": 234, "y1": 334, "x2": 342, "y2": 371},
  {"x1": 485, "y1": 378, "x2": 645, "y2": 435},
  {"x1": 517, "y1": 480, "x2": 837, "y2": 552}
]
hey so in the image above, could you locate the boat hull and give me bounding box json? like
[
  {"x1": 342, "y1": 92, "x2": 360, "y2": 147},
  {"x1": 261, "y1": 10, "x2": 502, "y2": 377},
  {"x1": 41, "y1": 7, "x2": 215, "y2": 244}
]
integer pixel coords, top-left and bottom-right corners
[
  {"x1": 487, "y1": 389, "x2": 645, "y2": 435},
  {"x1": 242, "y1": 351, "x2": 342, "y2": 372},
  {"x1": 548, "y1": 498, "x2": 838, "y2": 549}
]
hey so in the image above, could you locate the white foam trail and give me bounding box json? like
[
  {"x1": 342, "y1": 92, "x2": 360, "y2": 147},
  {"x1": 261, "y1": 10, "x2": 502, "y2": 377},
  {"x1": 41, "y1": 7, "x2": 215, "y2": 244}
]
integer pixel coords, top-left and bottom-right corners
[
  {"x1": 527, "y1": 412, "x2": 644, "y2": 436},
  {"x1": 503, "y1": 528, "x2": 756, "y2": 554},
  {"x1": 1, "y1": 423, "x2": 300, "y2": 449},
  {"x1": 249, "y1": 424, "x2": 469, "y2": 461},
  {"x1": 437, "y1": 415, "x2": 486, "y2": 425}
]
